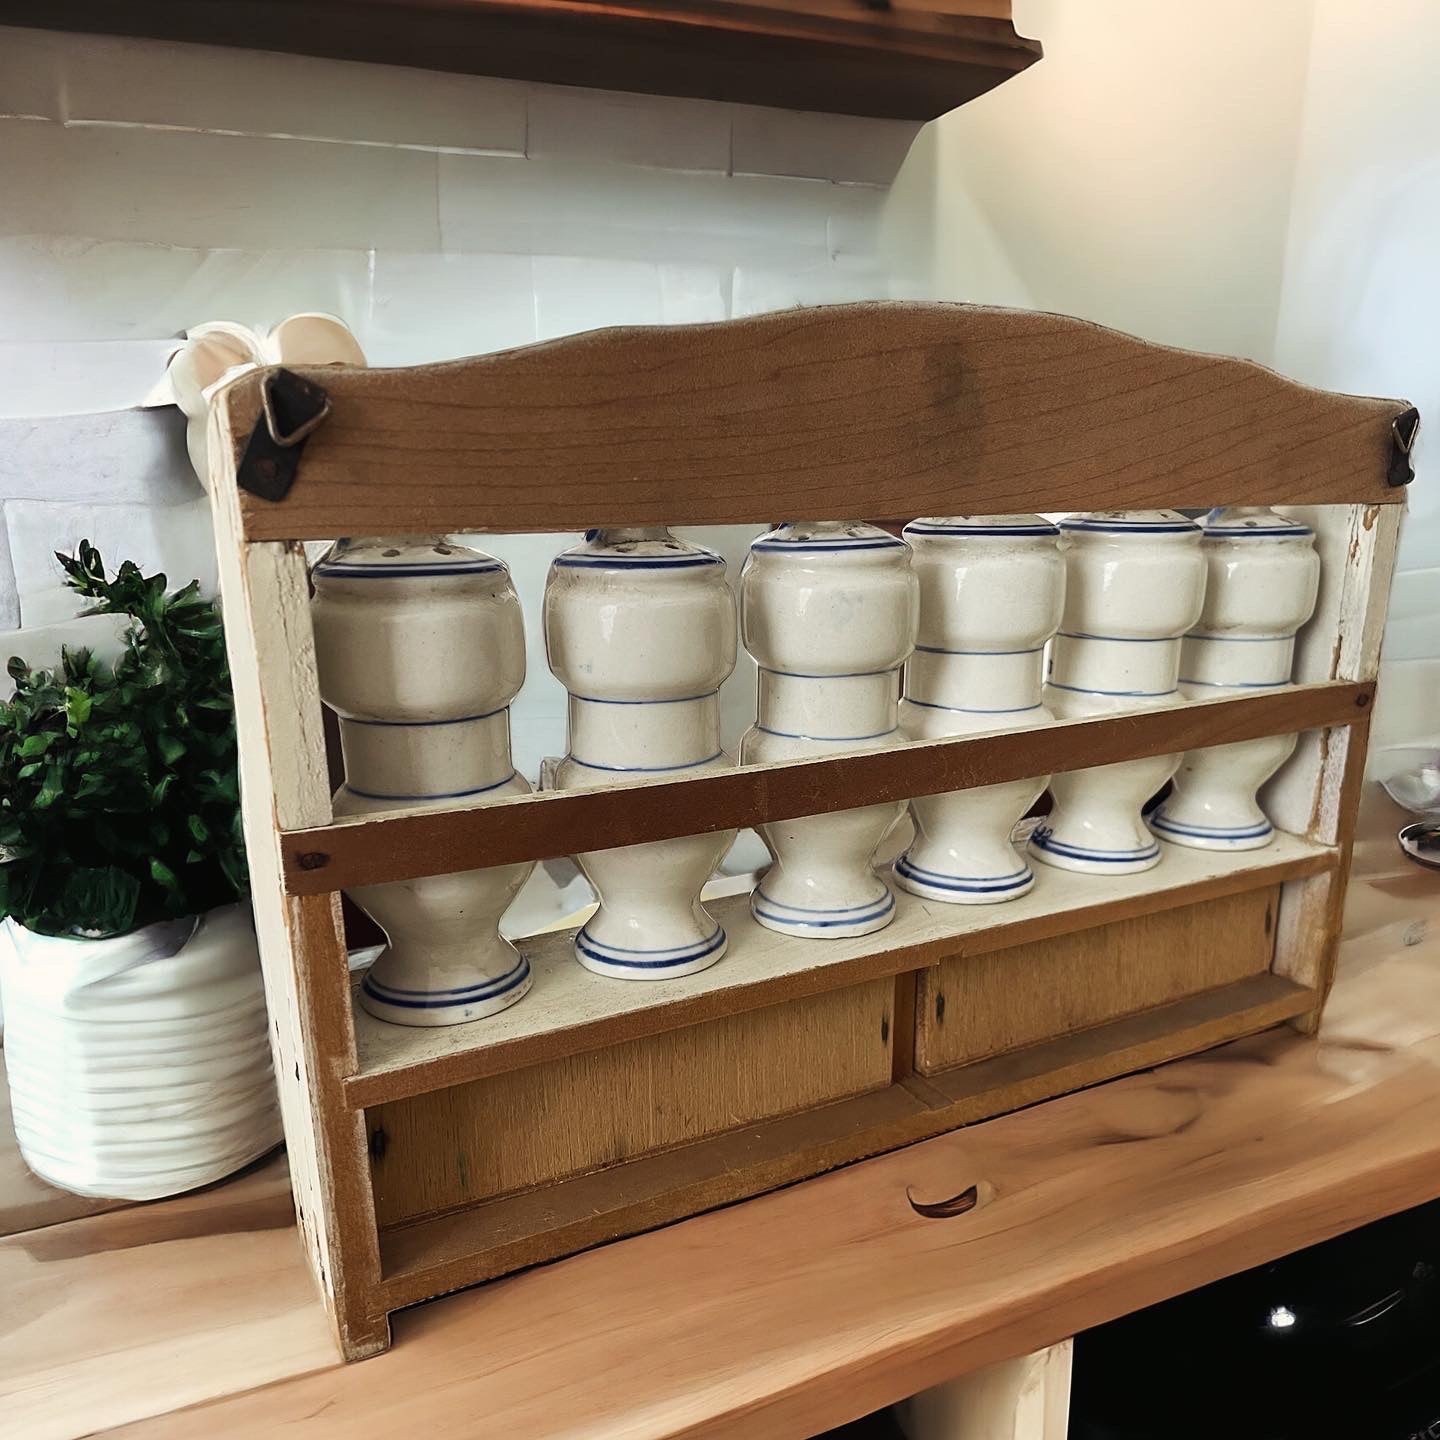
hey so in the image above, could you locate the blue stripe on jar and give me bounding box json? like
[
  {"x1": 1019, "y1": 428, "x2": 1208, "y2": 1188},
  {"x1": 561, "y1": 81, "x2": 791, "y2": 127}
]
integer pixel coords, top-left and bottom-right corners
[
  {"x1": 759, "y1": 664, "x2": 903, "y2": 680},
  {"x1": 342, "y1": 706, "x2": 508, "y2": 728},
  {"x1": 575, "y1": 925, "x2": 726, "y2": 968},
  {"x1": 343, "y1": 772, "x2": 517, "y2": 802},
  {"x1": 894, "y1": 857, "x2": 1033, "y2": 892},
  {"x1": 903, "y1": 523, "x2": 1059, "y2": 538},
  {"x1": 1029, "y1": 829, "x2": 1161, "y2": 861},
  {"x1": 361, "y1": 956, "x2": 530, "y2": 1008},
  {"x1": 756, "y1": 724, "x2": 898, "y2": 743},
  {"x1": 914, "y1": 644, "x2": 1044, "y2": 657},
  {"x1": 1150, "y1": 813, "x2": 1273, "y2": 839},
  {"x1": 1059, "y1": 520, "x2": 1198, "y2": 535},
  {"x1": 553, "y1": 554, "x2": 724, "y2": 570},
  {"x1": 1201, "y1": 524, "x2": 1313, "y2": 537},
  {"x1": 1046, "y1": 681, "x2": 1178, "y2": 699},
  {"x1": 750, "y1": 539, "x2": 908, "y2": 553},
  {"x1": 570, "y1": 690, "x2": 717, "y2": 707},
  {"x1": 313, "y1": 561, "x2": 505, "y2": 579},
  {"x1": 903, "y1": 698, "x2": 1042, "y2": 715},
  {"x1": 566, "y1": 751, "x2": 723, "y2": 772},
  {"x1": 751, "y1": 891, "x2": 896, "y2": 927},
  {"x1": 1177, "y1": 677, "x2": 1287, "y2": 689}
]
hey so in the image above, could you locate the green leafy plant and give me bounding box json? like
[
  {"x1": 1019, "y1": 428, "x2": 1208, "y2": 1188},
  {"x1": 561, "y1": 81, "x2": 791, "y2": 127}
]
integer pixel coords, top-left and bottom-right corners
[{"x1": 0, "y1": 541, "x2": 247, "y2": 938}]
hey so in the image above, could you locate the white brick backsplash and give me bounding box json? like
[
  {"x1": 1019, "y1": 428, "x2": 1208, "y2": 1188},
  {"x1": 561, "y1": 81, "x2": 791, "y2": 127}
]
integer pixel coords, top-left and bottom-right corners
[
  {"x1": 0, "y1": 122, "x2": 440, "y2": 251},
  {"x1": 527, "y1": 87, "x2": 730, "y2": 174},
  {"x1": 0, "y1": 28, "x2": 60, "y2": 120},
  {"x1": 0, "y1": 511, "x2": 18, "y2": 630},
  {"x1": 0, "y1": 612, "x2": 131, "y2": 696},
  {"x1": 0, "y1": 409, "x2": 195, "y2": 505},
  {"x1": 0, "y1": 237, "x2": 372, "y2": 344},
  {"x1": 9, "y1": 496, "x2": 216, "y2": 627},
  {"x1": 56, "y1": 29, "x2": 527, "y2": 155},
  {"x1": 533, "y1": 257, "x2": 664, "y2": 339},
  {"x1": 731, "y1": 258, "x2": 891, "y2": 317},
  {"x1": 366, "y1": 252, "x2": 537, "y2": 365},
  {"x1": 0, "y1": 339, "x2": 181, "y2": 415},
  {"x1": 732, "y1": 108, "x2": 921, "y2": 187},
  {"x1": 439, "y1": 153, "x2": 836, "y2": 265},
  {"x1": 659, "y1": 265, "x2": 730, "y2": 325}
]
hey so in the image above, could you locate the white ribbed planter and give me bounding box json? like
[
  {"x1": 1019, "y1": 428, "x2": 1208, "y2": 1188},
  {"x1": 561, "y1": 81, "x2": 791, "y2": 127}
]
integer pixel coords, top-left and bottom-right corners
[{"x1": 0, "y1": 905, "x2": 281, "y2": 1200}]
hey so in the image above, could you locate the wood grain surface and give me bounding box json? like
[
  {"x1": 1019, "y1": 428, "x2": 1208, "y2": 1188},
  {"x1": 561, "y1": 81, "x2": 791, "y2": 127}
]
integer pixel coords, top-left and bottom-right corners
[
  {"x1": 375, "y1": 971, "x2": 1312, "y2": 1312},
  {"x1": 368, "y1": 978, "x2": 893, "y2": 1228},
  {"x1": 0, "y1": 1, "x2": 1040, "y2": 122},
  {"x1": 0, "y1": 1151, "x2": 337, "y2": 1440},
  {"x1": 90, "y1": 793, "x2": 1440, "y2": 1440},
  {"x1": 281, "y1": 681, "x2": 1370, "y2": 893},
  {"x1": 915, "y1": 885, "x2": 1279, "y2": 1073},
  {"x1": 217, "y1": 304, "x2": 1410, "y2": 543},
  {"x1": 348, "y1": 835, "x2": 1331, "y2": 1106}
]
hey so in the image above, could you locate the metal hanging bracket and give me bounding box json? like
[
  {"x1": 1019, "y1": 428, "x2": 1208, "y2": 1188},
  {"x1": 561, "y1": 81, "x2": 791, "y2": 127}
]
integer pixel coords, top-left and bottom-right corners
[
  {"x1": 1389, "y1": 405, "x2": 1421, "y2": 487},
  {"x1": 236, "y1": 368, "x2": 332, "y2": 502}
]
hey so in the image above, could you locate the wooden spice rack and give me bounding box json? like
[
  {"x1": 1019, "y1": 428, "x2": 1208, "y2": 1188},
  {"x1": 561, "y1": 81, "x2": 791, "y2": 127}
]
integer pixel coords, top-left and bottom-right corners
[{"x1": 203, "y1": 303, "x2": 1412, "y2": 1360}]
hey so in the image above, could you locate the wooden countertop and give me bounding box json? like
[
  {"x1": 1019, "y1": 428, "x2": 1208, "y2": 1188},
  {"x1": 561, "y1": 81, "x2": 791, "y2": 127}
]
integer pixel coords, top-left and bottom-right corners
[{"x1": 70, "y1": 793, "x2": 1440, "y2": 1438}]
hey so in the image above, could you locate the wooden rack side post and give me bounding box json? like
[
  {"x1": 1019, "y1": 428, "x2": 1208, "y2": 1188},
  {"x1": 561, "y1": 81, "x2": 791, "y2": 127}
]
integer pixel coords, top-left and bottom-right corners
[
  {"x1": 206, "y1": 392, "x2": 388, "y2": 1360},
  {"x1": 1267, "y1": 502, "x2": 1403, "y2": 1032}
]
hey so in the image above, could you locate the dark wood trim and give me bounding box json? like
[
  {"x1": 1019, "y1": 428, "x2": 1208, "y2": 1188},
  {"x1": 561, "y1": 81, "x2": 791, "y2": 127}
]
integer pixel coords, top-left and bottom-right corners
[
  {"x1": 0, "y1": 0, "x2": 1041, "y2": 122},
  {"x1": 282, "y1": 681, "x2": 1371, "y2": 893}
]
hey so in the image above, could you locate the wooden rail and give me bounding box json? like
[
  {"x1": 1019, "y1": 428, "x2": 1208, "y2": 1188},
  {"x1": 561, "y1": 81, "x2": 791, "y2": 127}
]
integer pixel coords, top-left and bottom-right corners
[
  {"x1": 218, "y1": 304, "x2": 1412, "y2": 542},
  {"x1": 281, "y1": 680, "x2": 1372, "y2": 893}
]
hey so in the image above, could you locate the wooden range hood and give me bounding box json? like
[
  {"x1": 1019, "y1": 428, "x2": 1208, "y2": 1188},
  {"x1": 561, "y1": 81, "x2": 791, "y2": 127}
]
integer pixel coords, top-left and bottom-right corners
[{"x1": 0, "y1": 0, "x2": 1042, "y2": 120}]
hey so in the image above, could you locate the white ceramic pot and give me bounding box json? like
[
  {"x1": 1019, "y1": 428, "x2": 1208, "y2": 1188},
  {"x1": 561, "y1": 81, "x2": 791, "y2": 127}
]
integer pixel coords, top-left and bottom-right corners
[
  {"x1": 1029, "y1": 511, "x2": 1206, "y2": 875},
  {"x1": 739, "y1": 521, "x2": 917, "y2": 938},
  {"x1": 545, "y1": 528, "x2": 737, "y2": 979},
  {"x1": 1151, "y1": 507, "x2": 1320, "y2": 850},
  {"x1": 0, "y1": 906, "x2": 281, "y2": 1200},
  {"x1": 311, "y1": 537, "x2": 535, "y2": 1025},
  {"x1": 895, "y1": 516, "x2": 1063, "y2": 903}
]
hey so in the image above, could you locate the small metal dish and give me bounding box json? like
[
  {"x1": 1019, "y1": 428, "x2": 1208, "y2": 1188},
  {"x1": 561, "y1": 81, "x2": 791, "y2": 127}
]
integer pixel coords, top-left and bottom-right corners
[{"x1": 1399, "y1": 821, "x2": 1440, "y2": 872}]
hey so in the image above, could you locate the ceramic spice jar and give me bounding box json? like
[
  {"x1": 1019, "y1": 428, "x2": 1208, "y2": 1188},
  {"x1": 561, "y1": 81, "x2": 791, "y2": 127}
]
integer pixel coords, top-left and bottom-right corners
[
  {"x1": 544, "y1": 527, "x2": 737, "y2": 979},
  {"x1": 1150, "y1": 507, "x2": 1320, "y2": 849},
  {"x1": 739, "y1": 521, "x2": 918, "y2": 937},
  {"x1": 894, "y1": 516, "x2": 1064, "y2": 903},
  {"x1": 1029, "y1": 511, "x2": 1206, "y2": 875},
  {"x1": 310, "y1": 536, "x2": 535, "y2": 1026}
]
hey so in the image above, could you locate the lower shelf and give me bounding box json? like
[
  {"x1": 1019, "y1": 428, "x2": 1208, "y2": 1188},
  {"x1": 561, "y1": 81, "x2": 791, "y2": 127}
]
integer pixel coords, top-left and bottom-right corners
[
  {"x1": 349, "y1": 833, "x2": 1334, "y2": 1107},
  {"x1": 378, "y1": 970, "x2": 1314, "y2": 1311}
]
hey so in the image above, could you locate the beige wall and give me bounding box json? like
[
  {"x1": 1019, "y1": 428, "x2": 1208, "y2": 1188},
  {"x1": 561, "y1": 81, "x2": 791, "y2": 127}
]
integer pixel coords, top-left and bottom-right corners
[{"x1": 883, "y1": 0, "x2": 1315, "y2": 361}]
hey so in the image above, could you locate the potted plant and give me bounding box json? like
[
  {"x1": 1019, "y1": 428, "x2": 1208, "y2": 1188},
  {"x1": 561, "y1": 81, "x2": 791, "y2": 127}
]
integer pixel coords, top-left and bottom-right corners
[{"x1": 0, "y1": 543, "x2": 280, "y2": 1199}]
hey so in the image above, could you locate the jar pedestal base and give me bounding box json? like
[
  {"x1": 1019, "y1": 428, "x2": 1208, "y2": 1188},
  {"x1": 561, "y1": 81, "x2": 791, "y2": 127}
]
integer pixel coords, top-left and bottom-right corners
[
  {"x1": 1027, "y1": 826, "x2": 1162, "y2": 876},
  {"x1": 893, "y1": 853, "x2": 1035, "y2": 904},
  {"x1": 359, "y1": 952, "x2": 533, "y2": 1027},
  {"x1": 750, "y1": 883, "x2": 896, "y2": 938},
  {"x1": 574, "y1": 922, "x2": 727, "y2": 980}
]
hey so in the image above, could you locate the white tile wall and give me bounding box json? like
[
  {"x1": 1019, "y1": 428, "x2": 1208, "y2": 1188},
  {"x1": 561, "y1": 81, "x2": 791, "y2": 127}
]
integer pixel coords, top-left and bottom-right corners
[{"x1": 0, "y1": 18, "x2": 907, "y2": 905}]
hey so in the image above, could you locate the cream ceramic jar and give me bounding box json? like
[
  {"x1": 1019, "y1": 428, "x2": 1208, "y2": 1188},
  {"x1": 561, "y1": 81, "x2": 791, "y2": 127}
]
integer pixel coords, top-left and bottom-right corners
[
  {"x1": 545, "y1": 527, "x2": 737, "y2": 979},
  {"x1": 311, "y1": 536, "x2": 534, "y2": 1025},
  {"x1": 895, "y1": 516, "x2": 1063, "y2": 903},
  {"x1": 739, "y1": 521, "x2": 918, "y2": 938},
  {"x1": 1151, "y1": 507, "x2": 1319, "y2": 849},
  {"x1": 1029, "y1": 511, "x2": 1206, "y2": 875}
]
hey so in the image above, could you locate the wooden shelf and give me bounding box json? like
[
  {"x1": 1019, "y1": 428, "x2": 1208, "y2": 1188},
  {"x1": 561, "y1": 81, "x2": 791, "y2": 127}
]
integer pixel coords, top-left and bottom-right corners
[
  {"x1": 348, "y1": 833, "x2": 1336, "y2": 1107},
  {"x1": 3, "y1": 1, "x2": 1042, "y2": 122},
  {"x1": 375, "y1": 969, "x2": 1316, "y2": 1307}
]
